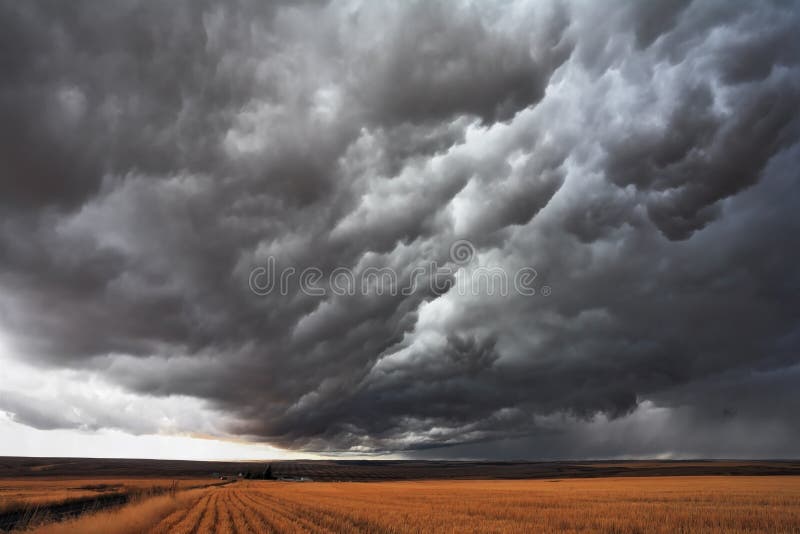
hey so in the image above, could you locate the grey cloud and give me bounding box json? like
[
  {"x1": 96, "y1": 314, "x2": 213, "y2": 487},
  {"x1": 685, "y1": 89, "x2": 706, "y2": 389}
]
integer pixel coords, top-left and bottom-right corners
[
  {"x1": 628, "y1": 0, "x2": 693, "y2": 49},
  {"x1": 0, "y1": 0, "x2": 798, "y2": 458},
  {"x1": 0, "y1": 392, "x2": 79, "y2": 432},
  {"x1": 350, "y1": 1, "x2": 572, "y2": 125}
]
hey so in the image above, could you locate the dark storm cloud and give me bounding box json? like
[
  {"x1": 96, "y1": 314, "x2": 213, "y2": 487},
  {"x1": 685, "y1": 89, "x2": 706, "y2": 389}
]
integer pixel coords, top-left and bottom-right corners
[
  {"x1": 0, "y1": 0, "x2": 799, "y2": 458},
  {"x1": 350, "y1": 1, "x2": 572, "y2": 125}
]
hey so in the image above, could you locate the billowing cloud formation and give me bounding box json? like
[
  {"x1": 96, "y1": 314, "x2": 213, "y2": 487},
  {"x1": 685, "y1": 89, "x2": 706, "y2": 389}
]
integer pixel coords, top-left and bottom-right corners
[{"x1": 1, "y1": 0, "x2": 799, "y2": 457}]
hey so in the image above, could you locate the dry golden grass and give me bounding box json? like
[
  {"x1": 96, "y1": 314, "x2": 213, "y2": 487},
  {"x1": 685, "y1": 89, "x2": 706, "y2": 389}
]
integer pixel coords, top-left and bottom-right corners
[
  {"x1": 0, "y1": 478, "x2": 215, "y2": 514},
  {"x1": 26, "y1": 488, "x2": 207, "y2": 534},
  {"x1": 22, "y1": 476, "x2": 800, "y2": 533}
]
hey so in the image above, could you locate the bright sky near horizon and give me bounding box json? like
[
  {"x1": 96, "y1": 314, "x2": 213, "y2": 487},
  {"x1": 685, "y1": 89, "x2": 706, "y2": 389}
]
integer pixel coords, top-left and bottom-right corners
[
  {"x1": 0, "y1": 414, "x2": 304, "y2": 461},
  {"x1": 0, "y1": 330, "x2": 307, "y2": 460}
]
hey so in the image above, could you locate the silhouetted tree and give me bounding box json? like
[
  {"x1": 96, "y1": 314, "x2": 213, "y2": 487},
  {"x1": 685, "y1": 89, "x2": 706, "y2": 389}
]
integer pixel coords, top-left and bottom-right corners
[{"x1": 262, "y1": 464, "x2": 275, "y2": 480}]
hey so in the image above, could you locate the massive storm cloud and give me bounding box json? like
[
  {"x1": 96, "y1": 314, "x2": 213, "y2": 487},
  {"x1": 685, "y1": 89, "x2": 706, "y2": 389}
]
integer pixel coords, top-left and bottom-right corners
[{"x1": 1, "y1": 0, "x2": 799, "y2": 458}]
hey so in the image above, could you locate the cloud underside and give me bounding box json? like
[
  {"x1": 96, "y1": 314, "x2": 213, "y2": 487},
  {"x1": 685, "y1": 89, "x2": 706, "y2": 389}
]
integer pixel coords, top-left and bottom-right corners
[{"x1": 0, "y1": 0, "x2": 799, "y2": 457}]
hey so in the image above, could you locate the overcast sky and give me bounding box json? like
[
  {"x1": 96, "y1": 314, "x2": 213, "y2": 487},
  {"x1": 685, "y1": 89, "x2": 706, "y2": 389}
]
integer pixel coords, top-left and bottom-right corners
[{"x1": 1, "y1": 0, "x2": 799, "y2": 460}]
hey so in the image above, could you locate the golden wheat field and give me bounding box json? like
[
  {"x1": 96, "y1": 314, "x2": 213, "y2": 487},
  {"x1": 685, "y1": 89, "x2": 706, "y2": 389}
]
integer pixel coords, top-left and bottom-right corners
[
  {"x1": 0, "y1": 478, "x2": 216, "y2": 514},
  {"x1": 19, "y1": 476, "x2": 800, "y2": 534}
]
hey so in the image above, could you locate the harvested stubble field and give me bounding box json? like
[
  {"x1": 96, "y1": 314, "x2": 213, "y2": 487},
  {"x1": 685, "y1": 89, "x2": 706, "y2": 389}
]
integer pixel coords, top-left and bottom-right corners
[
  {"x1": 24, "y1": 476, "x2": 800, "y2": 534},
  {"x1": 0, "y1": 478, "x2": 215, "y2": 513}
]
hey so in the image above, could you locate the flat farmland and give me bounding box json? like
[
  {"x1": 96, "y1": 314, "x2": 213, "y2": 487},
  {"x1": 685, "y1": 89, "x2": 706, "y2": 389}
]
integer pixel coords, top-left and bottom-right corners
[
  {"x1": 3, "y1": 457, "x2": 799, "y2": 480},
  {"x1": 24, "y1": 476, "x2": 800, "y2": 534}
]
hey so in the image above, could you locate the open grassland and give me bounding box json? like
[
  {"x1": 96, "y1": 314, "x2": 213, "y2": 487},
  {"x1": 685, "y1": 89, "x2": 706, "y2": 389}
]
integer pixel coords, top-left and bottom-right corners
[
  {"x1": 0, "y1": 478, "x2": 217, "y2": 514},
  {"x1": 22, "y1": 476, "x2": 800, "y2": 534}
]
